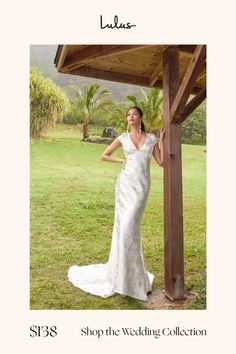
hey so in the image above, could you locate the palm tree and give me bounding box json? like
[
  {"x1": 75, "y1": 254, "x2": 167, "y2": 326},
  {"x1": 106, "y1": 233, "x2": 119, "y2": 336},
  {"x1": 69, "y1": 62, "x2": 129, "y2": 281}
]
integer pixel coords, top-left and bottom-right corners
[
  {"x1": 126, "y1": 87, "x2": 163, "y2": 132},
  {"x1": 107, "y1": 102, "x2": 131, "y2": 133},
  {"x1": 71, "y1": 83, "x2": 113, "y2": 139}
]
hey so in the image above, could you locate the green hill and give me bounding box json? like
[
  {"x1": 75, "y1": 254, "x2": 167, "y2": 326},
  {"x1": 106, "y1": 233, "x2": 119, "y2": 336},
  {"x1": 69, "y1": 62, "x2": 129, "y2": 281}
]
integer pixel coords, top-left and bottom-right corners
[{"x1": 30, "y1": 45, "x2": 149, "y2": 101}]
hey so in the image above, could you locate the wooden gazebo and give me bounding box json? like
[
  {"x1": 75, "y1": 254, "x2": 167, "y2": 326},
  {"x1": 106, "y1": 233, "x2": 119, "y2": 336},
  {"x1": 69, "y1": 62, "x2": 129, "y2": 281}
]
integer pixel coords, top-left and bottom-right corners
[{"x1": 54, "y1": 45, "x2": 206, "y2": 300}]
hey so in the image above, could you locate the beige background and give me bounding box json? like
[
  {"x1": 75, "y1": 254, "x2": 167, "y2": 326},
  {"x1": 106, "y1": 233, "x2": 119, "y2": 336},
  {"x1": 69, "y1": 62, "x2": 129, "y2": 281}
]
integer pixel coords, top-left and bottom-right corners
[{"x1": 1, "y1": 0, "x2": 236, "y2": 352}]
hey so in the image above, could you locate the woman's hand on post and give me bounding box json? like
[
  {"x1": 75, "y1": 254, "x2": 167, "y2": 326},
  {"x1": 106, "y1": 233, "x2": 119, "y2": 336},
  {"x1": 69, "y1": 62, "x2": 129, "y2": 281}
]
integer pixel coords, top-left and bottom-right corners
[{"x1": 159, "y1": 128, "x2": 165, "y2": 141}]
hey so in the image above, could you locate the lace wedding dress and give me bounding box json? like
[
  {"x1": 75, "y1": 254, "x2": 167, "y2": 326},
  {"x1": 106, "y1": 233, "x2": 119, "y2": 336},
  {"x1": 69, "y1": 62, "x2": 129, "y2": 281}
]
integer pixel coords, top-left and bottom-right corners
[{"x1": 68, "y1": 132, "x2": 158, "y2": 301}]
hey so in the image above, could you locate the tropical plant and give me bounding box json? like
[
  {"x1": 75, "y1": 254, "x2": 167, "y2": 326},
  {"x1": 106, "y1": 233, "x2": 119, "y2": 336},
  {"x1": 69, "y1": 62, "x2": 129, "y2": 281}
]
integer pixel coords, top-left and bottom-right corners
[
  {"x1": 107, "y1": 102, "x2": 131, "y2": 133},
  {"x1": 71, "y1": 83, "x2": 113, "y2": 139},
  {"x1": 126, "y1": 87, "x2": 163, "y2": 132},
  {"x1": 62, "y1": 103, "x2": 83, "y2": 124},
  {"x1": 181, "y1": 104, "x2": 206, "y2": 144},
  {"x1": 30, "y1": 66, "x2": 70, "y2": 138}
]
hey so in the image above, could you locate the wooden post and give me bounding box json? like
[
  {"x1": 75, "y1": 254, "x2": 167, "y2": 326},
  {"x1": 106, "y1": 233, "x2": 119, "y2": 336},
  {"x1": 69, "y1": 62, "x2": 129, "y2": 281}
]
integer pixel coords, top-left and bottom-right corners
[{"x1": 163, "y1": 46, "x2": 184, "y2": 300}]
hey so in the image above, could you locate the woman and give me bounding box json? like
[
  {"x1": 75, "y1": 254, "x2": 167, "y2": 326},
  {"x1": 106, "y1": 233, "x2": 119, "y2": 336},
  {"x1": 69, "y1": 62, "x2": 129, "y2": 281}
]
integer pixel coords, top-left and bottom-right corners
[{"x1": 68, "y1": 106, "x2": 165, "y2": 302}]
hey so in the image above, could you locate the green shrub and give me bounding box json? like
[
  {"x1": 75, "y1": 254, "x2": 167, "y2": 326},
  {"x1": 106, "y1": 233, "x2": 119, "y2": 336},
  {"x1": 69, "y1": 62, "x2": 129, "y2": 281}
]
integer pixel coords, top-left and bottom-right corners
[
  {"x1": 181, "y1": 105, "x2": 206, "y2": 145},
  {"x1": 30, "y1": 66, "x2": 70, "y2": 137},
  {"x1": 63, "y1": 104, "x2": 82, "y2": 124}
]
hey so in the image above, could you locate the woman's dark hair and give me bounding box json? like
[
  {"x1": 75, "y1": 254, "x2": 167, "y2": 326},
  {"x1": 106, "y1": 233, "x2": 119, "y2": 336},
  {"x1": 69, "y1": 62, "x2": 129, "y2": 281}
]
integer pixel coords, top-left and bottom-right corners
[{"x1": 126, "y1": 106, "x2": 146, "y2": 132}]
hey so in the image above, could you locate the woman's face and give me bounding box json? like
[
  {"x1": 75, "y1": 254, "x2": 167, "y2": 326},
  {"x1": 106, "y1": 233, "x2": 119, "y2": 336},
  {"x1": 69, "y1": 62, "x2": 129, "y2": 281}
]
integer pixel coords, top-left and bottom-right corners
[{"x1": 126, "y1": 108, "x2": 141, "y2": 127}]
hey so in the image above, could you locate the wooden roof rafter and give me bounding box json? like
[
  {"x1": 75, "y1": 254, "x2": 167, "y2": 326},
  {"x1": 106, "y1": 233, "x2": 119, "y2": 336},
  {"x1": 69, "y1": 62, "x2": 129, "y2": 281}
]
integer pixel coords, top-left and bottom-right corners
[
  {"x1": 180, "y1": 87, "x2": 206, "y2": 123},
  {"x1": 170, "y1": 44, "x2": 206, "y2": 123},
  {"x1": 61, "y1": 45, "x2": 150, "y2": 72},
  {"x1": 68, "y1": 66, "x2": 159, "y2": 87},
  {"x1": 149, "y1": 45, "x2": 168, "y2": 87},
  {"x1": 55, "y1": 45, "x2": 68, "y2": 71}
]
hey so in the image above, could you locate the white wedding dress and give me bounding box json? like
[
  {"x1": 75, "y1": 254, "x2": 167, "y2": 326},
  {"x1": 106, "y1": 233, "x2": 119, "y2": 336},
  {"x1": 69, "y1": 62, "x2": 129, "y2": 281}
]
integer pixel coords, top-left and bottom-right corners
[{"x1": 68, "y1": 132, "x2": 158, "y2": 301}]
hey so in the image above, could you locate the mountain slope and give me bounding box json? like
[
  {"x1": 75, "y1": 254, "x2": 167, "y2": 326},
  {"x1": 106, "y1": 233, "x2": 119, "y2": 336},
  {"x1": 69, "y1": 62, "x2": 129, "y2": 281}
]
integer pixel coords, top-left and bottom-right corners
[{"x1": 30, "y1": 45, "x2": 149, "y2": 101}]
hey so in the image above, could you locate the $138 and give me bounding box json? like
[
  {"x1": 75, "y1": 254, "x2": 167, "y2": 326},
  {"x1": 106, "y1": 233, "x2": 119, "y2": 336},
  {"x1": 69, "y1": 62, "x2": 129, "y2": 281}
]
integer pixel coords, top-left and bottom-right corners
[{"x1": 30, "y1": 325, "x2": 57, "y2": 337}]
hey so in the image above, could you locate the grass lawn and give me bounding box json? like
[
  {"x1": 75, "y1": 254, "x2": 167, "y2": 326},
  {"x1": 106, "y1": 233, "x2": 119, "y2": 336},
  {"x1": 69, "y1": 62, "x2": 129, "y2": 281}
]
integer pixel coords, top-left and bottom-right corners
[{"x1": 30, "y1": 124, "x2": 206, "y2": 310}]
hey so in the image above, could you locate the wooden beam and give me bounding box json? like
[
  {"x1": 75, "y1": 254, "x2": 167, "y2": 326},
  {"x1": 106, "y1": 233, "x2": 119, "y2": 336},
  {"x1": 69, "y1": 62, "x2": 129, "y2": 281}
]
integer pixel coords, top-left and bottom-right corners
[
  {"x1": 155, "y1": 80, "x2": 202, "y2": 94},
  {"x1": 65, "y1": 65, "x2": 203, "y2": 94},
  {"x1": 62, "y1": 45, "x2": 149, "y2": 70},
  {"x1": 177, "y1": 45, "x2": 197, "y2": 54},
  {"x1": 196, "y1": 69, "x2": 206, "y2": 83},
  {"x1": 180, "y1": 87, "x2": 206, "y2": 123},
  {"x1": 163, "y1": 45, "x2": 184, "y2": 300},
  {"x1": 63, "y1": 45, "x2": 118, "y2": 71},
  {"x1": 68, "y1": 66, "x2": 157, "y2": 87},
  {"x1": 170, "y1": 45, "x2": 206, "y2": 123},
  {"x1": 149, "y1": 45, "x2": 169, "y2": 86},
  {"x1": 149, "y1": 60, "x2": 163, "y2": 86},
  {"x1": 56, "y1": 45, "x2": 68, "y2": 71}
]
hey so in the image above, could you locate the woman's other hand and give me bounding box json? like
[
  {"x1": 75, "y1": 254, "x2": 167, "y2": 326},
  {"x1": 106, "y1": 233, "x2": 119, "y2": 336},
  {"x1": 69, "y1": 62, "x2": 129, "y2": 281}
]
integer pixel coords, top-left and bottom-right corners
[{"x1": 159, "y1": 128, "x2": 165, "y2": 140}]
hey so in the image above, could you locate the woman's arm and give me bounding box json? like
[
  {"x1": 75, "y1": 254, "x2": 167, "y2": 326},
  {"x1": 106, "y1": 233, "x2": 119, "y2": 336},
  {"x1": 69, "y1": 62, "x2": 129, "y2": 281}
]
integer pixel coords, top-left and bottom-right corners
[
  {"x1": 101, "y1": 137, "x2": 126, "y2": 167},
  {"x1": 152, "y1": 129, "x2": 165, "y2": 167}
]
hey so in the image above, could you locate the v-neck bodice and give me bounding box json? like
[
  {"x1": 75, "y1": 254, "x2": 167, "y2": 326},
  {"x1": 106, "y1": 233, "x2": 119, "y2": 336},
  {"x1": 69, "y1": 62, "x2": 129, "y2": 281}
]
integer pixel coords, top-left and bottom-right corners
[
  {"x1": 118, "y1": 132, "x2": 157, "y2": 155},
  {"x1": 117, "y1": 132, "x2": 158, "y2": 180},
  {"x1": 128, "y1": 132, "x2": 148, "y2": 151}
]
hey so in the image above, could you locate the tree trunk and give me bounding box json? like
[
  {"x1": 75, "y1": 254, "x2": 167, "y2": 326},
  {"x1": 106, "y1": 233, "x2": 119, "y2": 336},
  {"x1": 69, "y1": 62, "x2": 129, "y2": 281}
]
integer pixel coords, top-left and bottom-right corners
[{"x1": 83, "y1": 122, "x2": 89, "y2": 139}]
